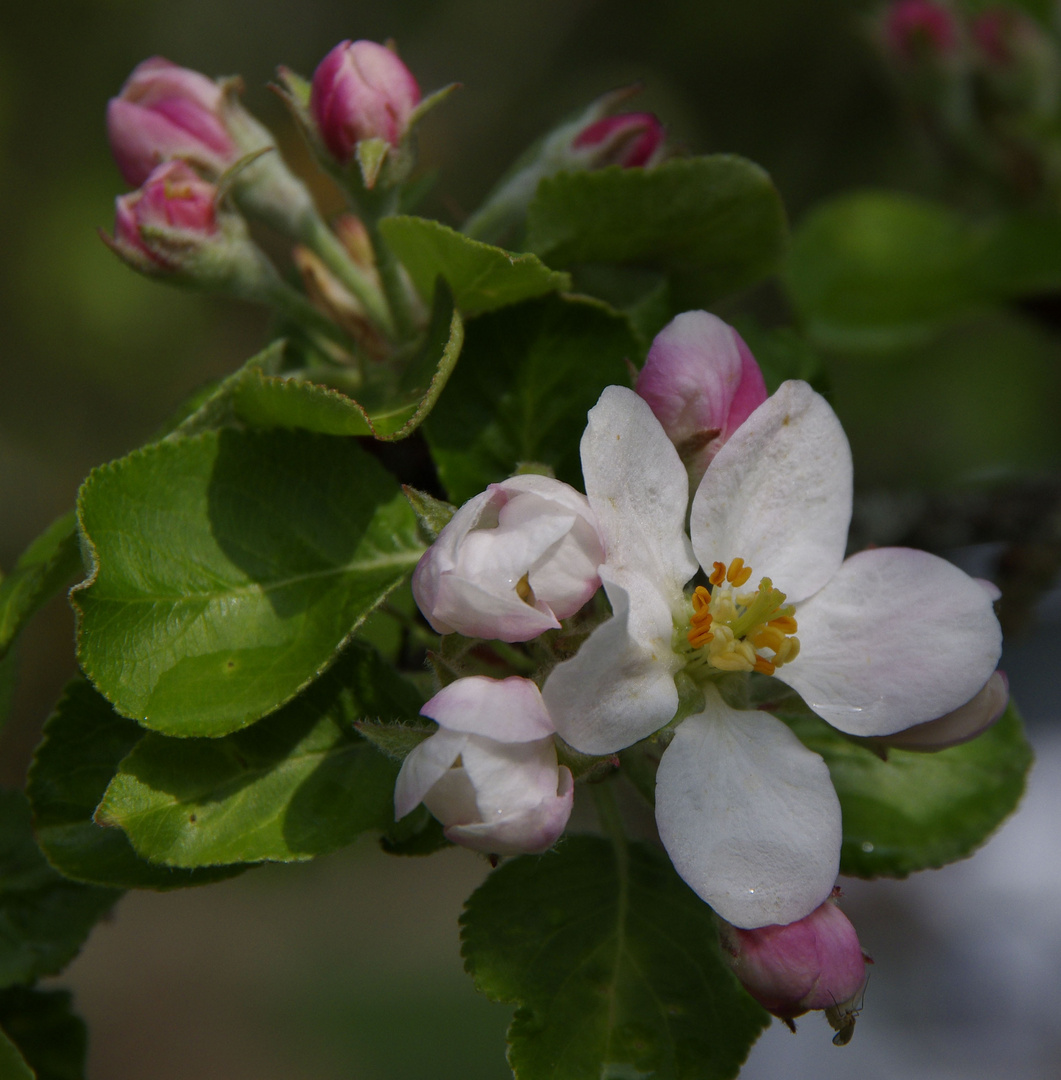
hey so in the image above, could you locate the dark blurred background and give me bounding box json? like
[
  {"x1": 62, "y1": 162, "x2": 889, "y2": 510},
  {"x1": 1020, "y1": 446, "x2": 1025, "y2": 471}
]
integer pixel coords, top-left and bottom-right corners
[{"x1": 1, "y1": 1, "x2": 1059, "y2": 1077}]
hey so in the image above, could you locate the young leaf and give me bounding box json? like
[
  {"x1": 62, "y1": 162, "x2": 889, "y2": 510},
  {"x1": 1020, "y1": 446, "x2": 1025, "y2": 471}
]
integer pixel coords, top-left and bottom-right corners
[
  {"x1": 0, "y1": 514, "x2": 82, "y2": 660},
  {"x1": 0, "y1": 790, "x2": 119, "y2": 989},
  {"x1": 94, "y1": 642, "x2": 420, "y2": 867},
  {"x1": 784, "y1": 191, "x2": 982, "y2": 350},
  {"x1": 379, "y1": 215, "x2": 571, "y2": 315},
  {"x1": 461, "y1": 835, "x2": 768, "y2": 1080},
  {"x1": 27, "y1": 680, "x2": 245, "y2": 889},
  {"x1": 402, "y1": 486, "x2": 456, "y2": 542},
  {"x1": 425, "y1": 294, "x2": 639, "y2": 503},
  {"x1": 0, "y1": 987, "x2": 87, "y2": 1080},
  {"x1": 74, "y1": 428, "x2": 424, "y2": 736},
  {"x1": 230, "y1": 283, "x2": 465, "y2": 440},
  {"x1": 524, "y1": 157, "x2": 787, "y2": 302},
  {"x1": 781, "y1": 702, "x2": 1033, "y2": 878}
]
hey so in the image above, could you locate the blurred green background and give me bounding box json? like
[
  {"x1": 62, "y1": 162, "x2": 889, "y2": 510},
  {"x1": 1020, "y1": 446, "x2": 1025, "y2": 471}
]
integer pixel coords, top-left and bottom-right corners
[{"x1": 2, "y1": 1, "x2": 1060, "y2": 1077}]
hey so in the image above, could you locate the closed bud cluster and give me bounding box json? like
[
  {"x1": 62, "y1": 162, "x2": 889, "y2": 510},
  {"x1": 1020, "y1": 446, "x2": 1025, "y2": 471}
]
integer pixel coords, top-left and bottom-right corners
[
  {"x1": 884, "y1": 0, "x2": 958, "y2": 64},
  {"x1": 571, "y1": 112, "x2": 666, "y2": 169}
]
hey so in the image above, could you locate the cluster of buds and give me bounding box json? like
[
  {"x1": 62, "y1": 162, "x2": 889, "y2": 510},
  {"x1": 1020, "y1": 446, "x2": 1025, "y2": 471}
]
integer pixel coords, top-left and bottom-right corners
[{"x1": 877, "y1": 0, "x2": 1061, "y2": 206}]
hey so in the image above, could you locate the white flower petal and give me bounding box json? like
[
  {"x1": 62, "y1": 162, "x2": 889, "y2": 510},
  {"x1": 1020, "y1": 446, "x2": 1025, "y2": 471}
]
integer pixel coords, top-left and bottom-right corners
[
  {"x1": 689, "y1": 381, "x2": 852, "y2": 603},
  {"x1": 431, "y1": 574, "x2": 561, "y2": 640},
  {"x1": 446, "y1": 766, "x2": 574, "y2": 855},
  {"x1": 655, "y1": 689, "x2": 841, "y2": 929},
  {"x1": 422, "y1": 676, "x2": 555, "y2": 743},
  {"x1": 393, "y1": 729, "x2": 466, "y2": 819},
  {"x1": 461, "y1": 735, "x2": 563, "y2": 816},
  {"x1": 581, "y1": 385, "x2": 698, "y2": 601},
  {"x1": 881, "y1": 670, "x2": 1008, "y2": 751},
  {"x1": 784, "y1": 547, "x2": 1003, "y2": 736},
  {"x1": 543, "y1": 567, "x2": 682, "y2": 754}
]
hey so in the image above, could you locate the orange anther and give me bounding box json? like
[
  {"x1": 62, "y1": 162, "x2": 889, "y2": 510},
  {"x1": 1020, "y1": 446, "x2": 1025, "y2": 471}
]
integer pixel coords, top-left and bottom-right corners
[
  {"x1": 753, "y1": 656, "x2": 776, "y2": 676},
  {"x1": 687, "y1": 622, "x2": 715, "y2": 648},
  {"x1": 691, "y1": 585, "x2": 712, "y2": 612},
  {"x1": 727, "y1": 558, "x2": 753, "y2": 587},
  {"x1": 769, "y1": 615, "x2": 798, "y2": 634},
  {"x1": 750, "y1": 627, "x2": 785, "y2": 653},
  {"x1": 709, "y1": 562, "x2": 727, "y2": 586}
]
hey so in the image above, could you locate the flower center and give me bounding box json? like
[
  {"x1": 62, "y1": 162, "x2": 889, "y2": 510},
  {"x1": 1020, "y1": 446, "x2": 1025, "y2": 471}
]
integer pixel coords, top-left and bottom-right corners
[{"x1": 683, "y1": 558, "x2": 800, "y2": 677}]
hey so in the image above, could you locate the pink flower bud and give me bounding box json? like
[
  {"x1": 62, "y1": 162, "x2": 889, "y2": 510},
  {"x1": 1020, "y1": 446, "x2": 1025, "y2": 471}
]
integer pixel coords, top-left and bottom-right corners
[
  {"x1": 412, "y1": 475, "x2": 605, "y2": 643},
  {"x1": 107, "y1": 57, "x2": 239, "y2": 187},
  {"x1": 110, "y1": 160, "x2": 218, "y2": 270},
  {"x1": 720, "y1": 894, "x2": 869, "y2": 1024},
  {"x1": 635, "y1": 311, "x2": 768, "y2": 491},
  {"x1": 571, "y1": 112, "x2": 666, "y2": 168},
  {"x1": 310, "y1": 39, "x2": 421, "y2": 163},
  {"x1": 394, "y1": 676, "x2": 574, "y2": 855},
  {"x1": 885, "y1": 0, "x2": 958, "y2": 61}
]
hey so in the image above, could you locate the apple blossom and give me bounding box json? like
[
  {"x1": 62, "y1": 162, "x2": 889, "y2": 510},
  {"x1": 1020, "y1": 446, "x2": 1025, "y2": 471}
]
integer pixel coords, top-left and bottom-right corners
[
  {"x1": 719, "y1": 891, "x2": 869, "y2": 1031},
  {"x1": 541, "y1": 381, "x2": 1002, "y2": 927},
  {"x1": 412, "y1": 474, "x2": 605, "y2": 642},
  {"x1": 885, "y1": 0, "x2": 957, "y2": 62},
  {"x1": 635, "y1": 310, "x2": 768, "y2": 490},
  {"x1": 394, "y1": 676, "x2": 573, "y2": 855}
]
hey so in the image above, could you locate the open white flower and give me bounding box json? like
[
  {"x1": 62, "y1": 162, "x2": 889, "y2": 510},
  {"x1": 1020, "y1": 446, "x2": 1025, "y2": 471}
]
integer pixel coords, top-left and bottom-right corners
[
  {"x1": 394, "y1": 675, "x2": 574, "y2": 856},
  {"x1": 542, "y1": 382, "x2": 1002, "y2": 928}
]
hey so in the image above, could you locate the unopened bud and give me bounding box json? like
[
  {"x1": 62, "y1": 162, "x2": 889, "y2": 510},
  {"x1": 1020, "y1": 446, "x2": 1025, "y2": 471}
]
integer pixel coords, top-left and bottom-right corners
[
  {"x1": 310, "y1": 39, "x2": 422, "y2": 164},
  {"x1": 571, "y1": 112, "x2": 666, "y2": 169},
  {"x1": 884, "y1": 0, "x2": 957, "y2": 62},
  {"x1": 720, "y1": 892, "x2": 870, "y2": 1037},
  {"x1": 636, "y1": 311, "x2": 767, "y2": 492}
]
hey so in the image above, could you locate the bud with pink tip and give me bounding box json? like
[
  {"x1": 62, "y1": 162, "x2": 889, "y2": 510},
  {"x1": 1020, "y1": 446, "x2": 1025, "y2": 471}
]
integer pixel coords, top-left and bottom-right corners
[
  {"x1": 310, "y1": 39, "x2": 421, "y2": 164},
  {"x1": 720, "y1": 892, "x2": 869, "y2": 1029},
  {"x1": 394, "y1": 676, "x2": 574, "y2": 855},
  {"x1": 412, "y1": 475, "x2": 605, "y2": 643},
  {"x1": 635, "y1": 311, "x2": 768, "y2": 492},
  {"x1": 107, "y1": 58, "x2": 239, "y2": 187},
  {"x1": 105, "y1": 160, "x2": 221, "y2": 273},
  {"x1": 571, "y1": 112, "x2": 666, "y2": 169},
  {"x1": 884, "y1": 0, "x2": 958, "y2": 62}
]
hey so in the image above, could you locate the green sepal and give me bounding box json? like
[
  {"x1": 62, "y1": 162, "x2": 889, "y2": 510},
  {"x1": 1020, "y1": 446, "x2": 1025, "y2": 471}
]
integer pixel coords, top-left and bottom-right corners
[
  {"x1": 780, "y1": 700, "x2": 1033, "y2": 878},
  {"x1": 27, "y1": 680, "x2": 245, "y2": 890},
  {"x1": 379, "y1": 215, "x2": 571, "y2": 316},
  {"x1": 0, "y1": 514, "x2": 81, "y2": 661},
  {"x1": 402, "y1": 486, "x2": 456, "y2": 542},
  {"x1": 94, "y1": 642, "x2": 420, "y2": 867},
  {"x1": 355, "y1": 719, "x2": 435, "y2": 762},
  {"x1": 461, "y1": 835, "x2": 769, "y2": 1080},
  {"x1": 74, "y1": 427, "x2": 423, "y2": 737},
  {"x1": 0, "y1": 987, "x2": 87, "y2": 1080},
  {"x1": 380, "y1": 803, "x2": 451, "y2": 857},
  {"x1": 0, "y1": 790, "x2": 119, "y2": 989},
  {"x1": 425, "y1": 293, "x2": 639, "y2": 504},
  {"x1": 525, "y1": 156, "x2": 788, "y2": 303}
]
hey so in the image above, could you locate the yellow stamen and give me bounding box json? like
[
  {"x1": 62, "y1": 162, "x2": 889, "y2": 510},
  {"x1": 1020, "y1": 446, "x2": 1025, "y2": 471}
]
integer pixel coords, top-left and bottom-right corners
[
  {"x1": 769, "y1": 615, "x2": 798, "y2": 634},
  {"x1": 726, "y1": 557, "x2": 753, "y2": 587},
  {"x1": 753, "y1": 656, "x2": 776, "y2": 676},
  {"x1": 709, "y1": 561, "x2": 727, "y2": 586},
  {"x1": 516, "y1": 573, "x2": 534, "y2": 605}
]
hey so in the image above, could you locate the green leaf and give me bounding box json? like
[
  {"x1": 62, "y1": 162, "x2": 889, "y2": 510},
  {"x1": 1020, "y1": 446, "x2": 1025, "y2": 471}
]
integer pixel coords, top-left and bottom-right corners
[
  {"x1": 425, "y1": 294, "x2": 639, "y2": 503},
  {"x1": 784, "y1": 191, "x2": 983, "y2": 349},
  {"x1": 0, "y1": 1028, "x2": 33, "y2": 1080},
  {"x1": 95, "y1": 642, "x2": 419, "y2": 867},
  {"x1": 74, "y1": 428, "x2": 424, "y2": 736},
  {"x1": 0, "y1": 987, "x2": 86, "y2": 1080},
  {"x1": 379, "y1": 215, "x2": 571, "y2": 316},
  {"x1": 0, "y1": 514, "x2": 82, "y2": 660},
  {"x1": 27, "y1": 680, "x2": 244, "y2": 889},
  {"x1": 525, "y1": 157, "x2": 787, "y2": 302},
  {"x1": 782, "y1": 702, "x2": 1033, "y2": 878},
  {"x1": 0, "y1": 790, "x2": 119, "y2": 988},
  {"x1": 0, "y1": 648, "x2": 17, "y2": 736},
  {"x1": 975, "y1": 211, "x2": 1061, "y2": 299},
  {"x1": 461, "y1": 835, "x2": 768, "y2": 1080},
  {"x1": 229, "y1": 284, "x2": 465, "y2": 440},
  {"x1": 355, "y1": 719, "x2": 434, "y2": 761}
]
